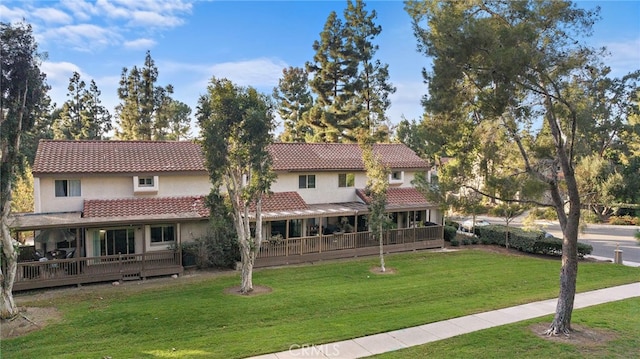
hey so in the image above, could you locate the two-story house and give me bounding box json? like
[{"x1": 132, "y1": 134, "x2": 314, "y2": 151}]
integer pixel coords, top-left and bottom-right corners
[{"x1": 9, "y1": 140, "x2": 443, "y2": 290}]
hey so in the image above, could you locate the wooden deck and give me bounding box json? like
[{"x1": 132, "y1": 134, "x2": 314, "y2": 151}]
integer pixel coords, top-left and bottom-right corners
[
  {"x1": 14, "y1": 250, "x2": 183, "y2": 291},
  {"x1": 255, "y1": 226, "x2": 444, "y2": 267},
  {"x1": 13, "y1": 226, "x2": 444, "y2": 291}
]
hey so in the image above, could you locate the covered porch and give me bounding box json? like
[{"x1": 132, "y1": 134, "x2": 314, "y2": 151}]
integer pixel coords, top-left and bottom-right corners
[
  {"x1": 8, "y1": 196, "x2": 209, "y2": 291},
  {"x1": 253, "y1": 189, "x2": 444, "y2": 266}
]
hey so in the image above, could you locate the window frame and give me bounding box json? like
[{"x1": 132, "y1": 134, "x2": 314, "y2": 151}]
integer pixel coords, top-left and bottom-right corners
[
  {"x1": 298, "y1": 174, "x2": 316, "y2": 189},
  {"x1": 150, "y1": 224, "x2": 176, "y2": 245},
  {"x1": 54, "y1": 179, "x2": 81, "y2": 197},
  {"x1": 133, "y1": 175, "x2": 159, "y2": 193},
  {"x1": 338, "y1": 173, "x2": 355, "y2": 188}
]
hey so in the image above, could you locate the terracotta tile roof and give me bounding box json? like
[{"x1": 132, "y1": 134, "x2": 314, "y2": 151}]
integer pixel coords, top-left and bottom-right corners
[
  {"x1": 262, "y1": 192, "x2": 308, "y2": 212},
  {"x1": 268, "y1": 143, "x2": 427, "y2": 171},
  {"x1": 33, "y1": 140, "x2": 206, "y2": 174},
  {"x1": 83, "y1": 196, "x2": 209, "y2": 218},
  {"x1": 356, "y1": 187, "x2": 432, "y2": 207}
]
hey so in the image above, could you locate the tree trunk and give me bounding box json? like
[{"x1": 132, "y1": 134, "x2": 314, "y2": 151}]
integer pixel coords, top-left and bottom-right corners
[
  {"x1": 546, "y1": 215, "x2": 579, "y2": 335},
  {"x1": 240, "y1": 244, "x2": 254, "y2": 294},
  {"x1": 378, "y1": 224, "x2": 385, "y2": 273},
  {"x1": 1, "y1": 212, "x2": 19, "y2": 319}
]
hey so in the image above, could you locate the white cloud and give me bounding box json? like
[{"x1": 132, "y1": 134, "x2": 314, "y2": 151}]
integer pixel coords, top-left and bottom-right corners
[
  {"x1": 0, "y1": 5, "x2": 28, "y2": 23},
  {"x1": 209, "y1": 58, "x2": 288, "y2": 88},
  {"x1": 388, "y1": 81, "x2": 426, "y2": 123},
  {"x1": 41, "y1": 61, "x2": 83, "y2": 83},
  {"x1": 123, "y1": 38, "x2": 157, "y2": 50},
  {"x1": 60, "y1": 0, "x2": 97, "y2": 21},
  {"x1": 32, "y1": 7, "x2": 73, "y2": 25},
  {"x1": 40, "y1": 24, "x2": 121, "y2": 52},
  {"x1": 127, "y1": 10, "x2": 184, "y2": 28},
  {"x1": 602, "y1": 38, "x2": 640, "y2": 77}
]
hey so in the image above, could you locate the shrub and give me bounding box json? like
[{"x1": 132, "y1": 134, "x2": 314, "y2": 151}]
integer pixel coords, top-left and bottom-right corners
[
  {"x1": 470, "y1": 237, "x2": 479, "y2": 245},
  {"x1": 445, "y1": 220, "x2": 460, "y2": 229},
  {"x1": 533, "y1": 237, "x2": 593, "y2": 257},
  {"x1": 450, "y1": 239, "x2": 460, "y2": 247},
  {"x1": 542, "y1": 207, "x2": 558, "y2": 220},
  {"x1": 182, "y1": 232, "x2": 240, "y2": 269},
  {"x1": 462, "y1": 238, "x2": 471, "y2": 245},
  {"x1": 608, "y1": 215, "x2": 639, "y2": 225},
  {"x1": 443, "y1": 225, "x2": 457, "y2": 242},
  {"x1": 580, "y1": 209, "x2": 599, "y2": 224}
]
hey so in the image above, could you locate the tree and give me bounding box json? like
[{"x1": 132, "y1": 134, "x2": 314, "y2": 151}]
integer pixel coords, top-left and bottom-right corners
[
  {"x1": 305, "y1": 11, "x2": 359, "y2": 142},
  {"x1": 360, "y1": 135, "x2": 390, "y2": 272},
  {"x1": 155, "y1": 98, "x2": 192, "y2": 141},
  {"x1": 54, "y1": 72, "x2": 111, "y2": 139},
  {"x1": 1, "y1": 21, "x2": 50, "y2": 318},
  {"x1": 115, "y1": 51, "x2": 176, "y2": 140},
  {"x1": 406, "y1": 0, "x2": 608, "y2": 334},
  {"x1": 344, "y1": 0, "x2": 396, "y2": 141},
  {"x1": 272, "y1": 66, "x2": 313, "y2": 142},
  {"x1": 197, "y1": 77, "x2": 275, "y2": 294}
]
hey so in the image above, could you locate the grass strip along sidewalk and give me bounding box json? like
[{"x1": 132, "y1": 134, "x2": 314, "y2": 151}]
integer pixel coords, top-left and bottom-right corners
[{"x1": 6, "y1": 250, "x2": 639, "y2": 358}]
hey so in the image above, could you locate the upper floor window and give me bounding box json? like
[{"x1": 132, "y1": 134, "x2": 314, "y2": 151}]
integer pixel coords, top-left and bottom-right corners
[
  {"x1": 389, "y1": 171, "x2": 404, "y2": 184},
  {"x1": 338, "y1": 173, "x2": 355, "y2": 188},
  {"x1": 299, "y1": 174, "x2": 316, "y2": 189},
  {"x1": 133, "y1": 175, "x2": 159, "y2": 193},
  {"x1": 138, "y1": 177, "x2": 154, "y2": 187},
  {"x1": 55, "y1": 179, "x2": 81, "y2": 197},
  {"x1": 150, "y1": 225, "x2": 175, "y2": 244}
]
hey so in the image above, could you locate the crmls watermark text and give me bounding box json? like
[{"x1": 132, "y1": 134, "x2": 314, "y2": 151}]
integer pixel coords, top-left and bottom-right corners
[{"x1": 289, "y1": 343, "x2": 341, "y2": 357}]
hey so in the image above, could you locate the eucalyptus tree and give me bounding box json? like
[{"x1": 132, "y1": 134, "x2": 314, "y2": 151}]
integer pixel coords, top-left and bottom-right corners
[
  {"x1": 406, "y1": 0, "x2": 609, "y2": 335},
  {"x1": 272, "y1": 66, "x2": 313, "y2": 142},
  {"x1": 0, "y1": 21, "x2": 50, "y2": 318},
  {"x1": 54, "y1": 71, "x2": 111, "y2": 139},
  {"x1": 197, "y1": 77, "x2": 275, "y2": 294},
  {"x1": 359, "y1": 134, "x2": 390, "y2": 272}
]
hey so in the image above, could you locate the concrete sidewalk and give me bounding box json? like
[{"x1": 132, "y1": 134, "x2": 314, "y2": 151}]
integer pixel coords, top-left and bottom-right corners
[{"x1": 248, "y1": 279, "x2": 640, "y2": 359}]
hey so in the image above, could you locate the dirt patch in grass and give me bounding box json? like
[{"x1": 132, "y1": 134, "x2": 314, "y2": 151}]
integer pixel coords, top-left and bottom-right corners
[
  {"x1": 223, "y1": 285, "x2": 273, "y2": 297},
  {"x1": 369, "y1": 266, "x2": 398, "y2": 275},
  {"x1": 1, "y1": 307, "x2": 63, "y2": 339},
  {"x1": 530, "y1": 323, "x2": 618, "y2": 350}
]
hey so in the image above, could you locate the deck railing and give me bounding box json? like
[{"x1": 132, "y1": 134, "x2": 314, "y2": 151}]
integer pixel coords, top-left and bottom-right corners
[
  {"x1": 14, "y1": 250, "x2": 182, "y2": 291},
  {"x1": 257, "y1": 225, "x2": 443, "y2": 259}
]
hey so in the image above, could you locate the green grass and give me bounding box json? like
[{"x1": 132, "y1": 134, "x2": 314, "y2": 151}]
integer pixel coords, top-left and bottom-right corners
[
  {"x1": 374, "y1": 298, "x2": 640, "y2": 359},
  {"x1": 4, "y1": 250, "x2": 639, "y2": 358}
]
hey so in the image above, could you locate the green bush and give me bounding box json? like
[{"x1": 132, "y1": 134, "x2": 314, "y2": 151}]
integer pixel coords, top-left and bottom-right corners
[
  {"x1": 542, "y1": 207, "x2": 558, "y2": 220},
  {"x1": 533, "y1": 237, "x2": 593, "y2": 257},
  {"x1": 443, "y1": 225, "x2": 457, "y2": 242},
  {"x1": 450, "y1": 239, "x2": 460, "y2": 246},
  {"x1": 182, "y1": 231, "x2": 240, "y2": 269},
  {"x1": 475, "y1": 224, "x2": 592, "y2": 257},
  {"x1": 580, "y1": 209, "x2": 599, "y2": 224},
  {"x1": 462, "y1": 238, "x2": 471, "y2": 245},
  {"x1": 445, "y1": 220, "x2": 460, "y2": 229},
  {"x1": 608, "y1": 215, "x2": 639, "y2": 225}
]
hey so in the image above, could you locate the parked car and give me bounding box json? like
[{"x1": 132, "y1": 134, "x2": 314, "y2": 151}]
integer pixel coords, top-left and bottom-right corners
[{"x1": 461, "y1": 219, "x2": 491, "y2": 232}]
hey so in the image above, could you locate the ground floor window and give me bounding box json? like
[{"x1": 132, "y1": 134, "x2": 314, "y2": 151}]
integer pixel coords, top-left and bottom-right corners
[
  {"x1": 151, "y1": 225, "x2": 175, "y2": 244},
  {"x1": 100, "y1": 228, "x2": 135, "y2": 255},
  {"x1": 288, "y1": 219, "x2": 302, "y2": 238}
]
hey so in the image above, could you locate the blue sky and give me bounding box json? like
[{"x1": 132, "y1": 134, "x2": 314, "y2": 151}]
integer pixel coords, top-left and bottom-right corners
[{"x1": 1, "y1": 1, "x2": 639, "y2": 136}]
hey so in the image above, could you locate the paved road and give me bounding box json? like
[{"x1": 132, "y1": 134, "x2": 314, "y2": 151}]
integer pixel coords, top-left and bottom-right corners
[{"x1": 466, "y1": 215, "x2": 640, "y2": 263}]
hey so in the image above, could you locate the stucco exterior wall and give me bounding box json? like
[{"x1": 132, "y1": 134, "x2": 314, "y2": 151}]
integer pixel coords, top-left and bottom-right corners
[
  {"x1": 271, "y1": 170, "x2": 423, "y2": 204},
  {"x1": 36, "y1": 174, "x2": 211, "y2": 213}
]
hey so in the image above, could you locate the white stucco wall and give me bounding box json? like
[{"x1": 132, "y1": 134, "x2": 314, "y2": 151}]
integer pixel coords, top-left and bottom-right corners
[
  {"x1": 37, "y1": 174, "x2": 212, "y2": 213},
  {"x1": 270, "y1": 170, "x2": 423, "y2": 205}
]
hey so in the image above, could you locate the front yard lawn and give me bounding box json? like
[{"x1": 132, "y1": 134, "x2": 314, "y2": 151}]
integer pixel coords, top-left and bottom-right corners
[{"x1": 6, "y1": 249, "x2": 639, "y2": 358}]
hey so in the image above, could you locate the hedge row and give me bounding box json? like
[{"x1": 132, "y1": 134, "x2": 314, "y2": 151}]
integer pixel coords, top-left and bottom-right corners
[{"x1": 475, "y1": 225, "x2": 592, "y2": 257}]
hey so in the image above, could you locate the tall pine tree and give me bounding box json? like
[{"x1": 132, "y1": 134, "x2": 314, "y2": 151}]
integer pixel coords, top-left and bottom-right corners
[
  {"x1": 345, "y1": 0, "x2": 395, "y2": 141},
  {"x1": 115, "y1": 51, "x2": 176, "y2": 140},
  {"x1": 54, "y1": 72, "x2": 111, "y2": 140},
  {"x1": 272, "y1": 66, "x2": 313, "y2": 142}
]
